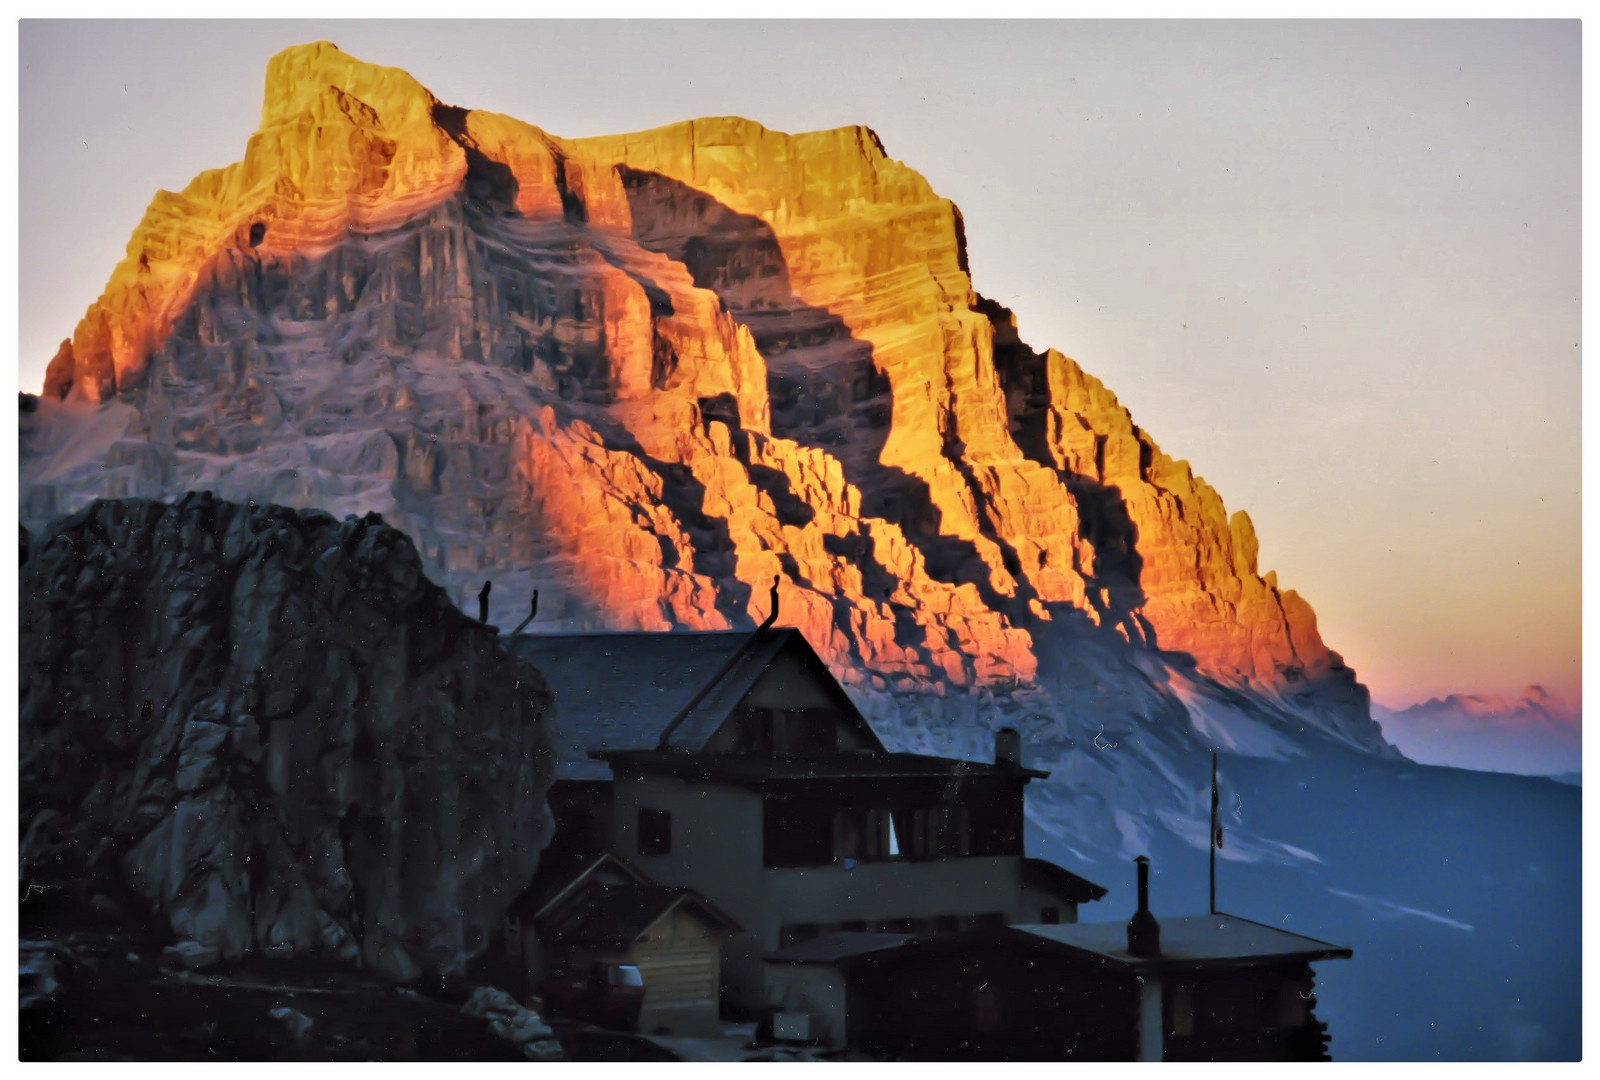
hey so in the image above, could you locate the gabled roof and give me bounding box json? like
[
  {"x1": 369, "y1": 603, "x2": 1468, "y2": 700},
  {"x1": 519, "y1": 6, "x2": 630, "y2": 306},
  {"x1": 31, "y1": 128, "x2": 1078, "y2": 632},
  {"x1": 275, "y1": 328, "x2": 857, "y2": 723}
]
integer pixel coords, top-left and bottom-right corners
[
  {"x1": 509, "y1": 627, "x2": 883, "y2": 779},
  {"x1": 594, "y1": 749, "x2": 1047, "y2": 786},
  {"x1": 765, "y1": 932, "x2": 921, "y2": 966},
  {"x1": 1008, "y1": 912, "x2": 1352, "y2": 973},
  {"x1": 763, "y1": 916, "x2": 1350, "y2": 975},
  {"x1": 1022, "y1": 857, "x2": 1109, "y2": 903},
  {"x1": 507, "y1": 851, "x2": 650, "y2": 924},
  {"x1": 538, "y1": 881, "x2": 741, "y2": 948}
]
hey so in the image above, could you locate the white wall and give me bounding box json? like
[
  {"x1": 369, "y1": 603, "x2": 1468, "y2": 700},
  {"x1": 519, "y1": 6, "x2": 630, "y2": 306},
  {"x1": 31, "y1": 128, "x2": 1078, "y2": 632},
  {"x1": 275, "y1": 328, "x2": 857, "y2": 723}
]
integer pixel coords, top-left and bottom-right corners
[
  {"x1": 610, "y1": 772, "x2": 771, "y2": 1004},
  {"x1": 613, "y1": 771, "x2": 1070, "y2": 1010},
  {"x1": 766, "y1": 856, "x2": 1024, "y2": 932},
  {"x1": 763, "y1": 964, "x2": 850, "y2": 1049}
]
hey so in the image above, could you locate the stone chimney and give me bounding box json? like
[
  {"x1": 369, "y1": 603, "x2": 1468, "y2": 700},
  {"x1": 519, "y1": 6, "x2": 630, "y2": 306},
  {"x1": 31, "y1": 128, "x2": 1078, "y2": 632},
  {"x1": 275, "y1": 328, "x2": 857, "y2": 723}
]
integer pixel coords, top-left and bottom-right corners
[
  {"x1": 994, "y1": 727, "x2": 1022, "y2": 769},
  {"x1": 1127, "y1": 855, "x2": 1161, "y2": 957}
]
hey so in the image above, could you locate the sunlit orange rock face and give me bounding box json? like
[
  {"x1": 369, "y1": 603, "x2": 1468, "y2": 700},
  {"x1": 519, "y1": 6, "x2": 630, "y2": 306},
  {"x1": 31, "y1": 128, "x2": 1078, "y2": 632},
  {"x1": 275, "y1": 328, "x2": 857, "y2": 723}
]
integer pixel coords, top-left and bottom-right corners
[{"x1": 28, "y1": 42, "x2": 1366, "y2": 713}]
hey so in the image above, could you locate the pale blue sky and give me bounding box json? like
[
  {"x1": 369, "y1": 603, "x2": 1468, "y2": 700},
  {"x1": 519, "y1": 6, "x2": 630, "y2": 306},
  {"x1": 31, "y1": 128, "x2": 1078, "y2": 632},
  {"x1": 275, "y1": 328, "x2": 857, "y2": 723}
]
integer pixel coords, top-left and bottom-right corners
[{"x1": 16, "y1": 20, "x2": 1582, "y2": 708}]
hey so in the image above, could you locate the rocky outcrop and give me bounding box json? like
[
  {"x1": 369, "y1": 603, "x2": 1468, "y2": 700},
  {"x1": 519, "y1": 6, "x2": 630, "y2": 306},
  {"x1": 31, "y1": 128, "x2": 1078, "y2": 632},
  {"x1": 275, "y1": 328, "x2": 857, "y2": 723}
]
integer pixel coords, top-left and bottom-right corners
[
  {"x1": 20, "y1": 41, "x2": 1388, "y2": 755},
  {"x1": 18, "y1": 494, "x2": 556, "y2": 980}
]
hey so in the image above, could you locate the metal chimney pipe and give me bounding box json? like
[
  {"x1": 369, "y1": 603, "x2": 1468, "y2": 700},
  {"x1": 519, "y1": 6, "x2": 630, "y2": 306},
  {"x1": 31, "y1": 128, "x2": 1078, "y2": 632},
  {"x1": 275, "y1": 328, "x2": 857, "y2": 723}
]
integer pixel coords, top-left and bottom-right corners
[{"x1": 1127, "y1": 855, "x2": 1161, "y2": 957}]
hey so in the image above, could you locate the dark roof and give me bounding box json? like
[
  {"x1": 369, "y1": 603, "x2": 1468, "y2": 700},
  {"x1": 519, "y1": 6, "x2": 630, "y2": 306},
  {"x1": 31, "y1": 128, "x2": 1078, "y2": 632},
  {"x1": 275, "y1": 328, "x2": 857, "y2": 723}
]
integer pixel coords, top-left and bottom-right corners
[
  {"x1": 593, "y1": 749, "x2": 1047, "y2": 785},
  {"x1": 509, "y1": 628, "x2": 881, "y2": 780},
  {"x1": 1022, "y1": 857, "x2": 1108, "y2": 903},
  {"x1": 763, "y1": 916, "x2": 1350, "y2": 975},
  {"x1": 1008, "y1": 913, "x2": 1352, "y2": 973},
  {"x1": 765, "y1": 932, "x2": 922, "y2": 966},
  {"x1": 538, "y1": 881, "x2": 741, "y2": 947},
  {"x1": 506, "y1": 852, "x2": 649, "y2": 924}
]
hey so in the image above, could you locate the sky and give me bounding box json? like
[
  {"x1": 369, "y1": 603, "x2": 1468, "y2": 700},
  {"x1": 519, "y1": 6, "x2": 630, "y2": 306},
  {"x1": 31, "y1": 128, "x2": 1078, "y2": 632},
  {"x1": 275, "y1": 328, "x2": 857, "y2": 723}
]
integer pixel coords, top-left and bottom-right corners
[{"x1": 15, "y1": 19, "x2": 1581, "y2": 710}]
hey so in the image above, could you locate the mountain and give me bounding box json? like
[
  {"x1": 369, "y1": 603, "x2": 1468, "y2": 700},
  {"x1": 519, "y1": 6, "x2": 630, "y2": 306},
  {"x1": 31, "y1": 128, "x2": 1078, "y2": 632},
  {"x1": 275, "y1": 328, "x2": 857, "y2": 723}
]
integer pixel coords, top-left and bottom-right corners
[
  {"x1": 21, "y1": 42, "x2": 1386, "y2": 773},
  {"x1": 1374, "y1": 686, "x2": 1581, "y2": 777},
  {"x1": 19, "y1": 42, "x2": 1579, "y2": 1060}
]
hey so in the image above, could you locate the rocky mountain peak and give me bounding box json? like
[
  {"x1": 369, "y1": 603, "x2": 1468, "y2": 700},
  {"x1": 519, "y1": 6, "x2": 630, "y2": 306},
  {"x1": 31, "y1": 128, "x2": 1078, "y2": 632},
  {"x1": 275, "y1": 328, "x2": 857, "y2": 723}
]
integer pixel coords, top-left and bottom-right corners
[
  {"x1": 259, "y1": 41, "x2": 439, "y2": 132},
  {"x1": 21, "y1": 43, "x2": 1392, "y2": 813}
]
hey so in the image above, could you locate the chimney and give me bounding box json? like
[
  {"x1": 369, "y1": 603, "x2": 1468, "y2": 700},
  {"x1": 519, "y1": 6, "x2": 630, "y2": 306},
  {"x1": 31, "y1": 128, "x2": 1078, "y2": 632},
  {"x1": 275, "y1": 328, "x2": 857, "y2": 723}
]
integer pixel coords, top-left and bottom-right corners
[
  {"x1": 1127, "y1": 855, "x2": 1161, "y2": 957},
  {"x1": 478, "y1": 580, "x2": 492, "y2": 625},
  {"x1": 994, "y1": 727, "x2": 1022, "y2": 769}
]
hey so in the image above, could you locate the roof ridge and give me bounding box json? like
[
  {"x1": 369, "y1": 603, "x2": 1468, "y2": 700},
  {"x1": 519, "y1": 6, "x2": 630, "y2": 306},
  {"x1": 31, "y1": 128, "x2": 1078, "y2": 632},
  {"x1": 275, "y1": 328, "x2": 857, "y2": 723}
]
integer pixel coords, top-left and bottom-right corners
[{"x1": 512, "y1": 628, "x2": 790, "y2": 640}]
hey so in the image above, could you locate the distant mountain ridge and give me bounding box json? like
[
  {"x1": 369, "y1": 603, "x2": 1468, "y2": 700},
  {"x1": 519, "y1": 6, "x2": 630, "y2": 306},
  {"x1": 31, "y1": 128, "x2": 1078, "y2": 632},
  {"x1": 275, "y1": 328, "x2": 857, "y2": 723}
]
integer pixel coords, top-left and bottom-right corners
[{"x1": 1375, "y1": 685, "x2": 1579, "y2": 776}]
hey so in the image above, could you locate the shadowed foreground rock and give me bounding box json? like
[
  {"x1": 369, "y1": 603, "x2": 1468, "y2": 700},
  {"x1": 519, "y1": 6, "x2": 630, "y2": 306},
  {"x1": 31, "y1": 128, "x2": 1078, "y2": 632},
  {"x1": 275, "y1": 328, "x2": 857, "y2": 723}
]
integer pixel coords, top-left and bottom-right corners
[{"x1": 19, "y1": 493, "x2": 556, "y2": 982}]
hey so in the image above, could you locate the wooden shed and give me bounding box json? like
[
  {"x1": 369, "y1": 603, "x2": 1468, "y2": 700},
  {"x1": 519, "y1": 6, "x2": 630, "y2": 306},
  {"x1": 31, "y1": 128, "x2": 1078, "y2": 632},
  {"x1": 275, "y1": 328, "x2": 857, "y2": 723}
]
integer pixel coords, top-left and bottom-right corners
[{"x1": 531, "y1": 874, "x2": 740, "y2": 1036}]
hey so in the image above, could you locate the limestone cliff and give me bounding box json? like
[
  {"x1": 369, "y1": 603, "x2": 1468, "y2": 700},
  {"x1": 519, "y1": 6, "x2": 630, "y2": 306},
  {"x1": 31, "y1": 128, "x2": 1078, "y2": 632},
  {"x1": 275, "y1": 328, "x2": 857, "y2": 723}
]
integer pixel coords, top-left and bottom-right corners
[
  {"x1": 19, "y1": 494, "x2": 556, "y2": 979},
  {"x1": 22, "y1": 42, "x2": 1388, "y2": 773}
]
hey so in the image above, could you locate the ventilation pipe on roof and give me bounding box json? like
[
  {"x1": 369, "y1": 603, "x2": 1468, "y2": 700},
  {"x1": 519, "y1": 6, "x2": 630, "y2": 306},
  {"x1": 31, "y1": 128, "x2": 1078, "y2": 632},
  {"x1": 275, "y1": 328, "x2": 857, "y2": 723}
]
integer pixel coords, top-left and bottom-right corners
[
  {"x1": 994, "y1": 727, "x2": 1022, "y2": 769},
  {"x1": 656, "y1": 577, "x2": 781, "y2": 751},
  {"x1": 1127, "y1": 855, "x2": 1161, "y2": 957}
]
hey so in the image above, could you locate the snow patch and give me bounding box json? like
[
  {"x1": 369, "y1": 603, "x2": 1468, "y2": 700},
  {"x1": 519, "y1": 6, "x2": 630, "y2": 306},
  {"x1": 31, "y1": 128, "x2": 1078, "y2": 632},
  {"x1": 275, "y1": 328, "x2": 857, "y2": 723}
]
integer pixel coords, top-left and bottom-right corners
[{"x1": 1327, "y1": 888, "x2": 1475, "y2": 933}]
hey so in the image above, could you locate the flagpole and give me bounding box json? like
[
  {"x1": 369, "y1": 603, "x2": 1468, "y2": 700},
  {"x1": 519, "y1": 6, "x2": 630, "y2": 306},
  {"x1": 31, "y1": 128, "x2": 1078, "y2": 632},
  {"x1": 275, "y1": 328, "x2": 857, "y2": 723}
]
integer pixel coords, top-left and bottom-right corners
[{"x1": 1210, "y1": 750, "x2": 1218, "y2": 914}]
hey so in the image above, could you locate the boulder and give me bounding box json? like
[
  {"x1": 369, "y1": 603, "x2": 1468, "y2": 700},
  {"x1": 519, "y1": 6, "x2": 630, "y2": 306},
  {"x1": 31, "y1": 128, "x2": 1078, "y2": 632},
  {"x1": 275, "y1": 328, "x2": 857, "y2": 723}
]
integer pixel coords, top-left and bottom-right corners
[
  {"x1": 268, "y1": 1006, "x2": 315, "y2": 1042},
  {"x1": 462, "y1": 984, "x2": 563, "y2": 1060},
  {"x1": 19, "y1": 943, "x2": 62, "y2": 1010}
]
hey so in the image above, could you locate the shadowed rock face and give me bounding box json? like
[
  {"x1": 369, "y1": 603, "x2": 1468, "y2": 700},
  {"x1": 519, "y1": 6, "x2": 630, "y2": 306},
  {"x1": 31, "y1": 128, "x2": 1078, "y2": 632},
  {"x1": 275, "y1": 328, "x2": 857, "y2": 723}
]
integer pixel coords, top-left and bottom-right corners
[
  {"x1": 19, "y1": 494, "x2": 556, "y2": 980},
  {"x1": 20, "y1": 41, "x2": 1390, "y2": 796}
]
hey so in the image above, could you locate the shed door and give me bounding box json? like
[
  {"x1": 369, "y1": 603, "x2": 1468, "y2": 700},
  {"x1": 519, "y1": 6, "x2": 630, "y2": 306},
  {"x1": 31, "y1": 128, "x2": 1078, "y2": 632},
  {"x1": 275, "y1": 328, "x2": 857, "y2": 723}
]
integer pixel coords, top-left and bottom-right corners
[{"x1": 635, "y1": 950, "x2": 717, "y2": 1009}]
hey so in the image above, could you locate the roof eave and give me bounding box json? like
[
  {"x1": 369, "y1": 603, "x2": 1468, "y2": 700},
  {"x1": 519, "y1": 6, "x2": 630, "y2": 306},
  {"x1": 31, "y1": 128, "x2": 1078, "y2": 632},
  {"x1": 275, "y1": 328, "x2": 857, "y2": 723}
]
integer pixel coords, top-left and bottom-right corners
[{"x1": 1127, "y1": 947, "x2": 1355, "y2": 973}]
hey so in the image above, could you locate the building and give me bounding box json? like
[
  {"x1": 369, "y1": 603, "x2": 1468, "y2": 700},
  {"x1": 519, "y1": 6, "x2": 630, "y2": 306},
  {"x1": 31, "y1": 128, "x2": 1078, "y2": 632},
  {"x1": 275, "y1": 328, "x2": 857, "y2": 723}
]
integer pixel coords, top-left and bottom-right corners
[
  {"x1": 506, "y1": 851, "x2": 739, "y2": 1035},
  {"x1": 761, "y1": 860, "x2": 1352, "y2": 1060},
  {"x1": 509, "y1": 623, "x2": 1106, "y2": 1011},
  {"x1": 1007, "y1": 911, "x2": 1350, "y2": 1061}
]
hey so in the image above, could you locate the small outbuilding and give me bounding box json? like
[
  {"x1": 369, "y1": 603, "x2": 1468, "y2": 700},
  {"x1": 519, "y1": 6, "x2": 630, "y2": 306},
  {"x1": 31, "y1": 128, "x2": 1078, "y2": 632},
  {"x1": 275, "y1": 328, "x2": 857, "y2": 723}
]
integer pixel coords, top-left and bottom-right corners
[
  {"x1": 507, "y1": 852, "x2": 740, "y2": 1036},
  {"x1": 763, "y1": 913, "x2": 1351, "y2": 1060},
  {"x1": 1009, "y1": 912, "x2": 1352, "y2": 1061}
]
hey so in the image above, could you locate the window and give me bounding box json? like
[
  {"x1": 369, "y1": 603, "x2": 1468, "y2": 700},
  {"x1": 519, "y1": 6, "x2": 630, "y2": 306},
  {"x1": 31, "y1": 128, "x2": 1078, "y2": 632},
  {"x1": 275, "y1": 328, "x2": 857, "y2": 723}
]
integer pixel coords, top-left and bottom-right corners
[
  {"x1": 893, "y1": 805, "x2": 974, "y2": 859},
  {"x1": 638, "y1": 808, "x2": 671, "y2": 855},
  {"x1": 832, "y1": 807, "x2": 897, "y2": 863},
  {"x1": 864, "y1": 809, "x2": 893, "y2": 860},
  {"x1": 780, "y1": 923, "x2": 824, "y2": 948},
  {"x1": 778, "y1": 709, "x2": 840, "y2": 755},
  {"x1": 833, "y1": 808, "x2": 863, "y2": 862},
  {"x1": 1040, "y1": 906, "x2": 1061, "y2": 925},
  {"x1": 764, "y1": 798, "x2": 834, "y2": 866},
  {"x1": 720, "y1": 705, "x2": 845, "y2": 756},
  {"x1": 1171, "y1": 986, "x2": 1196, "y2": 1037}
]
